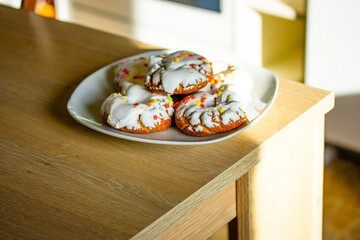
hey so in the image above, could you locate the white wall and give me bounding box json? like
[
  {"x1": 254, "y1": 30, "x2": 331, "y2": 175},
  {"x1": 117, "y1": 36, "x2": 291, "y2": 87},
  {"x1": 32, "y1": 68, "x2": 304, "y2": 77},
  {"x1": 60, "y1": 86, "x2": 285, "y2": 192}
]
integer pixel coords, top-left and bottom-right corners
[{"x1": 305, "y1": 0, "x2": 360, "y2": 95}]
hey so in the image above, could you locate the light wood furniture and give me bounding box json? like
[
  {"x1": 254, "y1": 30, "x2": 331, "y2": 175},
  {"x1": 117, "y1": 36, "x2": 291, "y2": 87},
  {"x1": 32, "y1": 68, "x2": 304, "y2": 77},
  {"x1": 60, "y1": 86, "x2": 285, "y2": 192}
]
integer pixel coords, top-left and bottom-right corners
[{"x1": 0, "y1": 6, "x2": 334, "y2": 240}]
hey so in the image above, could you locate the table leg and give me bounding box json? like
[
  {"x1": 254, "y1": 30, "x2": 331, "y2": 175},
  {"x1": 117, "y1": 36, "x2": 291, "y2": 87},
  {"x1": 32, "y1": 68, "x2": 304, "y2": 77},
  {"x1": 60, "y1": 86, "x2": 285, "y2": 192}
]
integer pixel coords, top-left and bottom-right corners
[{"x1": 232, "y1": 116, "x2": 325, "y2": 239}]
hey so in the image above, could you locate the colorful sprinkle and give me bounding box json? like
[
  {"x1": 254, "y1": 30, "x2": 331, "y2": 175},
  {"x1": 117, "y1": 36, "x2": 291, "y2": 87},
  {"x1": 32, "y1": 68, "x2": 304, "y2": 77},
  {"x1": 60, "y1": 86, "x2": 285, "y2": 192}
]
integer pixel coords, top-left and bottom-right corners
[
  {"x1": 167, "y1": 96, "x2": 173, "y2": 104},
  {"x1": 113, "y1": 67, "x2": 118, "y2": 73},
  {"x1": 198, "y1": 57, "x2": 205, "y2": 61},
  {"x1": 107, "y1": 115, "x2": 111, "y2": 120},
  {"x1": 173, "y1": 101, "x2": 180, "y2": 108},
  {"x1": 133, "y1": 103, "x2": 139, "y2": 107},
  {"x1": 220, "y1": 86, "x2": 225, "y2": 90},
  {"x1": 200, "y1": 104, "x2": 205, "y2": 108},
  {"x1": 120, "y1": 74, "x2": 125, "y2": 79},
  {"x1": 227, "y1": 95, "x2": 232, "y2": 100},
  {"x1": 153, "y1": 115, "x2": 158, "y2": 120},
  {"x1": 122, "y1": 91, "x2": 126, "y2": 95},
  {"x1": 217, "y1": 91, "x2": 222, "y2": 96},
  {"x1": 194, "y1": 100, "x2": 201, "y2": 106},
  {"x1": 164, "y1": 103, "x2": 170, "y2": 108},
  {"x1": 147, "y1": 103, "x2": 152, "y2": 107},
  {"x1": 151, "y1": 99, "x2": 158, "y2": 104},
  {"x1": 219, "y1": 108, "x2": 225, "y2": 114},
  {"x1": 139, "y1": 57, "x2": 147, "y2": 60},
  {"x1": 190, "y1": 64, "x2": 195, "y2": 68},
  {"x1": 191, "y1": 96, "x2": 196, "y2": 100},
  {"x1": 121, "y1": 98, "x2": 127, "y2": 102}
]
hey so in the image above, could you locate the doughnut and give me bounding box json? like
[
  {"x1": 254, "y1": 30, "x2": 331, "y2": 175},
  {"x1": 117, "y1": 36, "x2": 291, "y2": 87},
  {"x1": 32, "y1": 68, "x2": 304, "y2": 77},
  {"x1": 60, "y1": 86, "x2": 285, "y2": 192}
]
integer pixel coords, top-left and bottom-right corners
[
  {"x1": 174, "y1": 65, "x2": 251, "y2": 136},
  {"x1": 101, "y1": 57, "x2": 174, "y2": 134},
  {"x1": 114, "y1": 56, "x2": 149, "y2": 93},
  {"x1": 145, "y1": 50, "x2": 213, "y2": 95}
]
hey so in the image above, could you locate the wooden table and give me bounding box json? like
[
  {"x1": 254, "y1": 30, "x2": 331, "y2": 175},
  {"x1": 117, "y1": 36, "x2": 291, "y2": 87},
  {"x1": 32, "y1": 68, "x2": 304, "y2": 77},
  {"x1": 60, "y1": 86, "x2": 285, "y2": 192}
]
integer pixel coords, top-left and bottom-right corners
[{"x1": 0, "y1": 6, "x2": 334, "y2": 240}]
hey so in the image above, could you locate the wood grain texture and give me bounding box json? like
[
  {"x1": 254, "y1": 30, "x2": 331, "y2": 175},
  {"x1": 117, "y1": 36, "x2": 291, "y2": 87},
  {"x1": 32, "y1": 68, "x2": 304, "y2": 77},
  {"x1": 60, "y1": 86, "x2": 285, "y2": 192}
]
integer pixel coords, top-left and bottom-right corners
[
  {"x1": 158, "y1": 182, "x2": 236, "y2": 240},
  {"x1": 0, "y1": 5, "x2": 334, "y2": 240},
  {"x1": 238, "y1": 115, "x2": 326, "y2": 240}
]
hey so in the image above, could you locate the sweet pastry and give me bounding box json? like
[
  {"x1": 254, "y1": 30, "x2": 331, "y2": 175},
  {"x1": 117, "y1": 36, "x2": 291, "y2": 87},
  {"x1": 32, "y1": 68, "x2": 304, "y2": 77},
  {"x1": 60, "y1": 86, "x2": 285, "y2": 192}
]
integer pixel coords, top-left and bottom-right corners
[
  {"x1": 145, "y1": 51, "x2": 213, "y2": 95},
  {"x1": 114, "y1": 56, "x2": 149, "y2": 93},
  {"x1": 101, "y1": 57, "x2": 174, "y2": 134},
  {"x1": 174, "y1": 65, "x2": 251, "y2": 136}
]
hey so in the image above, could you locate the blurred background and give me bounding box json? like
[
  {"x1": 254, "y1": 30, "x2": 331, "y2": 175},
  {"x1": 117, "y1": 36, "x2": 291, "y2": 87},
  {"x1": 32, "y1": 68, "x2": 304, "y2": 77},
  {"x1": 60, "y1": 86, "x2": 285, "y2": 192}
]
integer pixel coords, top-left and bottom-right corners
[{"x1": 1, "y1": 0, "x2": 359, "y2": 239}]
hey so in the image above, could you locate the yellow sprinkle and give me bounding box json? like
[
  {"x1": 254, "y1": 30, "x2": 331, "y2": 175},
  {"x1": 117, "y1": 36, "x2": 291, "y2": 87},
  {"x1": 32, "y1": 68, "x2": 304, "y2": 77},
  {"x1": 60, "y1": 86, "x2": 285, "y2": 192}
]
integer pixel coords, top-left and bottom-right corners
[
  {"x1": 167, "y1": 96, "x2": 173, "y2": 104},
  {"x1": 113, "y1": 67, "x2": 118, "y2": 73},
  {"x1": 196, "y1": 100, "x2": 201, "y2": 105},
  {"x1": 107, "y1": 115, "x2": 111, "y2": 119},
  {"x1": 220, "y1": 86, "x2": 224, "y2": 90},
  {"x1": 210, "y1": 79, "x2": 215, "y2": 85},
  {"x1": 122, "y1": 91, "x2": 126, "y2": 95},
  {"x1": 121, "y1": 98, "x2": 127, "y2": 102},
  {"x1": 201, "y1": 95, "x2": 207, "y2": 99},
  {"x1": 217, "y1": 91, "x2": 222, "y2": 96},
  {"x1": 172, "y1": 58, "x2": 179, "y2": 62},
  {"x1": 151, "y1": 99, "x2": 158, "y2": 104},
  {"x1": 227, "y1": 95, "x2": 232, "y2": 100},
  {"x1": 194, "y1": 102, "x2": 200, "y2": 106},
  {"x1": 219, "y1": 108, "x2": 225, "y2": 114}
]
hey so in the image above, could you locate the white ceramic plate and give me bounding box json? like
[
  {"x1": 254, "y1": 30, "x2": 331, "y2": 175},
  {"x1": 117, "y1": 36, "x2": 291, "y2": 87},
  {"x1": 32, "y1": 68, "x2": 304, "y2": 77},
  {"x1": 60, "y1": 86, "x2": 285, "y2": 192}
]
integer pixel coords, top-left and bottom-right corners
[{"x1": 67, "y1": 50, "x2": 278, "y2": 145}]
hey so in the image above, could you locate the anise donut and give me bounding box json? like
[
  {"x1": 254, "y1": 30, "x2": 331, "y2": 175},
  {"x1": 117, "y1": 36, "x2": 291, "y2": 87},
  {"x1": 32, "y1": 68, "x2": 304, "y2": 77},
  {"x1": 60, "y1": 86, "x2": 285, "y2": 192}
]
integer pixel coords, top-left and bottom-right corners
[
  {"x1": 145, "y1": 51, "x2": 213, "y2": 95},
  {"x1": 101, "y1": 57, "x2": 174, "y2": 134},
  {"x1": 175, "y1": 66, "x2": 252, "y2": 136}
]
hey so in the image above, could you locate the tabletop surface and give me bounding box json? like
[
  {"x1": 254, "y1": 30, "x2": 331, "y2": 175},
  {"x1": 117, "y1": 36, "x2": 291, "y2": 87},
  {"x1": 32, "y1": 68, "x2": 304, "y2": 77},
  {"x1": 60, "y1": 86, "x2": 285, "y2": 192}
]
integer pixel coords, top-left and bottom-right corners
[{"x1": 0, "y1": 6, "x2": 334, "y2": 240}]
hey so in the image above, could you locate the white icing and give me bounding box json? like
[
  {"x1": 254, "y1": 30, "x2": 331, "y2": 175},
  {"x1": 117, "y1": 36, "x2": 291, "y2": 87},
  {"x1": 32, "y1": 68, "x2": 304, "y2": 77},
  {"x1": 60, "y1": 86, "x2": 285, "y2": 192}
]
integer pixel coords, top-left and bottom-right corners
[
  {"x1": 176, "y1": 65, "x2": 252, "y2": 134},
  {"x1": 102, "y1": 57, "x2": 174, "y2": 131},
  {"x1": 146, "y1": 51, "x2": 212, "y2": 94}
]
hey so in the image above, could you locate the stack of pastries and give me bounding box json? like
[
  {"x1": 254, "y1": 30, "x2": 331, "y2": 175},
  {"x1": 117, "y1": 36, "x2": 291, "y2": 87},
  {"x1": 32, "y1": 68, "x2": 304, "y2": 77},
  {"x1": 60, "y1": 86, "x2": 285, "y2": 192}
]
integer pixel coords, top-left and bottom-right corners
[{"x1": 101, "y1": 50, "x2": 253, "y2": 136}]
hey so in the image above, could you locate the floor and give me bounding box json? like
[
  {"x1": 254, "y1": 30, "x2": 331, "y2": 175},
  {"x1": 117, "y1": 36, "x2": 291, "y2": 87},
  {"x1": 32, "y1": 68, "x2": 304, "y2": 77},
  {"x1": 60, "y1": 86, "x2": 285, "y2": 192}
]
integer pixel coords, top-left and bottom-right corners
[{"x1": 209, "y1": 146, "x2": 360, "y2": 240}]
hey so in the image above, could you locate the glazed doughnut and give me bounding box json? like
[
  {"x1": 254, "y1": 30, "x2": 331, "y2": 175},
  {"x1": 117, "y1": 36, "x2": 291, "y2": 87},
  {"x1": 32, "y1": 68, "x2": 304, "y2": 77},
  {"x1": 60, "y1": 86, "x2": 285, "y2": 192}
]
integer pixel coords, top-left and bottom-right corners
[
  {"x1": 175, "y1": 65, "x2": 251, "y2": 136},
  {"x1": 114, "y1": 56, "x2": 149, "y2": 93},
  {"x1": 145, "y1": 51, "x2": 213, "y2": 95},
  {"x1": 101, "y1": 57, "x2": 174, "y2": 134}
]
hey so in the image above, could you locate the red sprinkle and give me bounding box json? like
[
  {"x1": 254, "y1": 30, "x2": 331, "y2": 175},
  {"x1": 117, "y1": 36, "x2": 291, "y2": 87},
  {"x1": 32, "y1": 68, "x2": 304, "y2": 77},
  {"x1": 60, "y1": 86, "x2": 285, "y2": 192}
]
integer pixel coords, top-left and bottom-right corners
[
  {"x1": 133, "y1": 103, "x2": 139, "y2": 107},
  {"x1": 200, "y1": 98, "x2": 205, "y2": 103},
  {"x1": 191, "y1": 96, "x2": 196, "y2": 100},
  {"x1": 164, "y1": 103, "x2": 170, "y2": 108},
  {"x1": 190, "y1": 64, "x2": 195, "y2": 68},
  {"x1": 200, "y1": 104, "x2": 205, "y2": 108},
  {"x1": 198, "y1": 57, "x2": 205, "y2": 61},
  {"x1": 144, "y1": 63, "x2": 148, "y2": 67},
  {"x1": 139, "y1": 57, "x2": 147, "y2": 60},
  {"x1": 133, "y1": 75, "x2": 143, "y2": 79},
  {"x1": 153, "y1": 115, "x2": 158, "y2": 120},
  {"x1": 173, "y1": 102, "x2": 180, "y2": 108}
]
